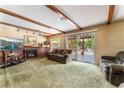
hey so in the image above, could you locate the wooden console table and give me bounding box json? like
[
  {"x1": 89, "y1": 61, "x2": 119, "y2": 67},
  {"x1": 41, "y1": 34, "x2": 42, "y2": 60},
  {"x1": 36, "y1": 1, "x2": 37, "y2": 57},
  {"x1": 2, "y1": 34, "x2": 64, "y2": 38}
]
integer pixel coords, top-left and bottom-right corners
[
  {"x1": 24, "y1": 48, "x2": 37, "y2": 58},
  {"x1": 24, "y1": 47, "x2": 50, "y2": 59}
]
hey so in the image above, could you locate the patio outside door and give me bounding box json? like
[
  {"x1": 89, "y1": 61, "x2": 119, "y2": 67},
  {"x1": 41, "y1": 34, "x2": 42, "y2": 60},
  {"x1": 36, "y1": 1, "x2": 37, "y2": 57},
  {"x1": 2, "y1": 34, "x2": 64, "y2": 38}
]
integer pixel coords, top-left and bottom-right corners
[{"x1": 67, "y1": 32, "x2": 95, "y2": 63}]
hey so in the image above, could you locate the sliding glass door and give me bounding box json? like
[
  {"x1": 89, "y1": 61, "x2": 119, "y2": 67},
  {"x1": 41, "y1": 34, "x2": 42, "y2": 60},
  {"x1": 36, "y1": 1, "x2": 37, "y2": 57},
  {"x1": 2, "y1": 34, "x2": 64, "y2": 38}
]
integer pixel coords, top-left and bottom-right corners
[
  {"x1": 67, "y1": 32, "x2": 95, "y2": 63},
  {"x1": 67, "y1": 35, "x2": 77, "y2": 60}
]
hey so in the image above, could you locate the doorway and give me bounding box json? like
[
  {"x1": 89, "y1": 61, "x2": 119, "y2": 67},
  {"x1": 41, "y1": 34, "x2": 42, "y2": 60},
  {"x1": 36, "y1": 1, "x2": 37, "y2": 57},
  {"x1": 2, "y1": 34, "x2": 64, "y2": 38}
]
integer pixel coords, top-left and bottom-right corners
[{"x1": 67, "y1": 32, "x2": 95, "y2": 63}]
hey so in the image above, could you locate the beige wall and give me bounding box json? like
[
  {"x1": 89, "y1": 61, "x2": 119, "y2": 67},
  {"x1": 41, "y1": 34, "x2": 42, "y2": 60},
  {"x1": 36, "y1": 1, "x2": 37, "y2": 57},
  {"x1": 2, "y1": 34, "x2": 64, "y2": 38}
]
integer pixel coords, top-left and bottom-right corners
[
  {"x1": 48, "y1": 20, "x2": 124, "y2": 64},
  {"x1": 0, "y1": 24, "x2": 47, "y2": 46},
  {"x1": 75, "y1": 20, "x2": 124, "y2": 64},
  {"x1": 95, "y1": 20, "x2": 124, "y2": 64}
]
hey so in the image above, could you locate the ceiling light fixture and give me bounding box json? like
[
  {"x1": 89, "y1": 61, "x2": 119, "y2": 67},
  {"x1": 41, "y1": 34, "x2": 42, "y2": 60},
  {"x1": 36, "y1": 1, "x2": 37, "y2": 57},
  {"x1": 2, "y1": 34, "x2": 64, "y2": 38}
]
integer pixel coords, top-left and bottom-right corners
[
  {"x1": 57, "y1": 13, "x2": 66, "y2": 21},
  {"x1": 59, "y1": 17, "x2": 66, "y2": 21},
  {"x1": 16, "y1": 27, "x2": 19, "y2": 31}
]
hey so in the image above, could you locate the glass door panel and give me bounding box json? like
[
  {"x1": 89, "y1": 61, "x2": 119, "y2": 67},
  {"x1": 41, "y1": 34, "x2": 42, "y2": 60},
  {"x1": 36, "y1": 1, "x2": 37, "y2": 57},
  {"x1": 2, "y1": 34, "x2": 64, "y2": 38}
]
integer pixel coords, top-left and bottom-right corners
[
  {"x1": 67, "y1": 35, "x2": 77, "y2": 60},
  {"x1": 67, "y1": 32, "x2": 95, "y2": 63}
]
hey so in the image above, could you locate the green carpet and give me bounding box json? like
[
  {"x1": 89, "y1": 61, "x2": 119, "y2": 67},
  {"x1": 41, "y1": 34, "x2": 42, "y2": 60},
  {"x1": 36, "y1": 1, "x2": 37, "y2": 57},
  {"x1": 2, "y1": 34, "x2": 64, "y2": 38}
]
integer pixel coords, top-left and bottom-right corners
[{"x1": 0, "y1": 58, "x2": 115, "y2": 88}]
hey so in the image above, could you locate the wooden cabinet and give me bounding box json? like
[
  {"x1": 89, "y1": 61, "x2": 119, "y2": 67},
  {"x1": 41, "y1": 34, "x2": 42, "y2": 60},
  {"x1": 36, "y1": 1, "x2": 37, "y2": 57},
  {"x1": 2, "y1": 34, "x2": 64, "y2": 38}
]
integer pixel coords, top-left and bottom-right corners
[
  {"x1": 24, "y1": 48, "x2": 37, "y2": 58},
  {"x1": 37, "y1": 48, "x2": 46, "y2": 57},
  {"x1": 24, "y1": 47, "x2": 50, "y2": 58}
]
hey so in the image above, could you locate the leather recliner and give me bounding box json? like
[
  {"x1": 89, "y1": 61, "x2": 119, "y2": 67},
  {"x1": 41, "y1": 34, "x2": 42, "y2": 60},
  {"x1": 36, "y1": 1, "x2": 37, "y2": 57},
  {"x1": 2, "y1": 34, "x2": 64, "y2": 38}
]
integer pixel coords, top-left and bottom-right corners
[{"x1": 100, "y1": 51, "x2": 124, "y2": 86}]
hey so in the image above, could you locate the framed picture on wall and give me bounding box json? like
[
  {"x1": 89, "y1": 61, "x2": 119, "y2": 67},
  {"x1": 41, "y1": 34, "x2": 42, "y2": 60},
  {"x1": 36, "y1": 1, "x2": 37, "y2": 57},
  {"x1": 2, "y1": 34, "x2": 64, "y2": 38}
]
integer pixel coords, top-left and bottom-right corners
[{"x1": 24, "y1": 35, "x2": 37, "y2": 45}]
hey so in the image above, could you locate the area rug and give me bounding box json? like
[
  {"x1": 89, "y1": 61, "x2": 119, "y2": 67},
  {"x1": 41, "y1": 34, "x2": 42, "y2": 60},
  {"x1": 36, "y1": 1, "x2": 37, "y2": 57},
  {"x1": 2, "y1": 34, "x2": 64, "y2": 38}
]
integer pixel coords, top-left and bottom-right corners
[{"x1": 0, "y1": 58, "x2": 115, "y2": 88}]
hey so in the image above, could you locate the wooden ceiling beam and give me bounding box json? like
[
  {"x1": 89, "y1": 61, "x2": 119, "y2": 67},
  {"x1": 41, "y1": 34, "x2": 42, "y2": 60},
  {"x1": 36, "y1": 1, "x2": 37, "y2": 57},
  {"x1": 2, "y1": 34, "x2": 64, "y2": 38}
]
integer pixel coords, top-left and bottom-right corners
[
  {"x1": 0, "y1": 21, "x2": 51, "y2": 36},
  {"x1": 107, "y1": 5, "x2": 115, "y2": 24},
  {"x1": 45, "y1": 5, "x2": 81, "y2": 30},
  {"x1": 0, "y1": 8, "x2": 65, "y2": 33}
]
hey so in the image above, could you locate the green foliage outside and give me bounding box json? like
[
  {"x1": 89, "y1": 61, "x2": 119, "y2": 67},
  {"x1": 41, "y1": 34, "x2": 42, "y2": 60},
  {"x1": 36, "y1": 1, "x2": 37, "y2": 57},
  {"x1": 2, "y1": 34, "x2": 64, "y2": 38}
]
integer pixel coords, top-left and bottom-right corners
[
  {"x1": 52, "y1": 38, "x2": 61, "y2": 43},
  {"x1": 85, "y1": 37, "x2": 94, "y2": 48},
  {"x1": 78, "y1": 37, "x2": 94, "y2": 48}
]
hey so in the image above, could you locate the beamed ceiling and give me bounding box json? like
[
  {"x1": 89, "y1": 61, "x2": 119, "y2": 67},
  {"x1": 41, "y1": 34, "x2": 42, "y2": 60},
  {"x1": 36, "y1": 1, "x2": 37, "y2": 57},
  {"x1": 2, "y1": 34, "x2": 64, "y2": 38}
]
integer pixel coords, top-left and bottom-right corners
[{"x1": 0, "y1": 5, "x2": 124, "y2": 36}]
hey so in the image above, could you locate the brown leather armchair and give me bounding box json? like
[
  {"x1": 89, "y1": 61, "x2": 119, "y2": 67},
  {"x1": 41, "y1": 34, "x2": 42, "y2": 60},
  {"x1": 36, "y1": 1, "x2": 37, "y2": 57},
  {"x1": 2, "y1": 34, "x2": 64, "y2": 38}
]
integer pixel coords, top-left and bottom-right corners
[
  {"x1": 109, "y1": 65, "x2": 124, "y2": 86},
  {"x1": 100, "y1": 51, "x2": 124, "y2": 86}
]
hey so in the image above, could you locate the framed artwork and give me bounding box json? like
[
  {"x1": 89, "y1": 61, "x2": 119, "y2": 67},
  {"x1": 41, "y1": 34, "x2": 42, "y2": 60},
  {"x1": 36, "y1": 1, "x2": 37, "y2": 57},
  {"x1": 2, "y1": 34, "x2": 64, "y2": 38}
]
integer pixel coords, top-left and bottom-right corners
[
  {"x1": 24, "y1": 35, "x2": 37, "y2": 45},
  {"x1": 0, "y1": 37, "x2": 24, "y2": 50}
]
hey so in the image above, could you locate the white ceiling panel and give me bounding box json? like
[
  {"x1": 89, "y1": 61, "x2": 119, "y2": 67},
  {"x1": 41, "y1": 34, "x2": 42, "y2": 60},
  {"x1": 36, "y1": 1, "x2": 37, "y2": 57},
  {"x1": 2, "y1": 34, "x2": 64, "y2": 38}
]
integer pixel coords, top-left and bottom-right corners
[
  {"x1": 0, "y1": 12, "x2": 61, "y2": 34},
  {"x1": 0, "y1": 5, "x2": 77, "y2": 31},
  {"x1": 57, "y1": 5, "x2": 109, "y2": 28},
  {"x1": 1, "y1": 5, "x2": 124, "y2": 34},
  {"x1": 112, "y1": 5, "x2": 124, "y2": 21}
]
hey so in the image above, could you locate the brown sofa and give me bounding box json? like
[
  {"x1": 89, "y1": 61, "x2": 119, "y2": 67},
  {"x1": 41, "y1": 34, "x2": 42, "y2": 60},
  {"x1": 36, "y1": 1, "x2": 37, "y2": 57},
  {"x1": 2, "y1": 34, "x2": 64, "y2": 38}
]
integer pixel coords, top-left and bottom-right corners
[
  {"x1": 47, "y1": 49, "x2": 72, "y2": 64},
  {"x1": 100, "y1": 51, "x2": 124, "y2": 86}
]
